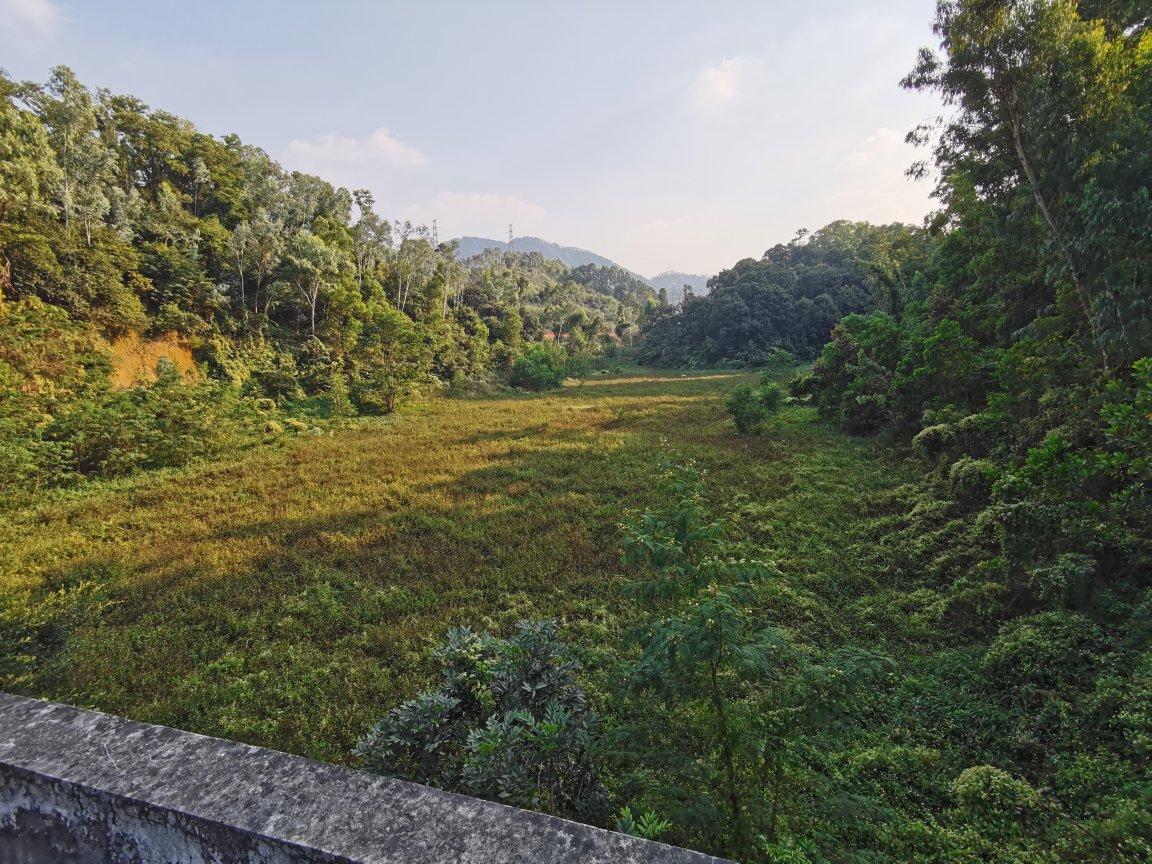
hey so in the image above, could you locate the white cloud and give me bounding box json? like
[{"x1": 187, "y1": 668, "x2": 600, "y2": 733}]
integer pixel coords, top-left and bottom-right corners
[
  {"x1": 283, "y1": 127, "x2": 428, "y2": 170},
  {"x1": 827, "y1": 126, "x2": 934, "y2": 224},
  {"x1": 689, "y1": 57, "x2": 761, "y2": 110},
  {"x1": 406, "y1": 192, "x2": 547, "y2": 238},
  {"x1": 0, "y1": 0, "x2": 62, "y2": 38}
]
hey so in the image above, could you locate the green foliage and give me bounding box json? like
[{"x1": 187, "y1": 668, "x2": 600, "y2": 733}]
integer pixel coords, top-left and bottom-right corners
[
  {"x1": 638, "y1": 221, "x2": 936, "y2": 367},
  {"x1": 951, "y1": 766, "x2": 1045, "y2": 835},
  {"x1": 509, "y1": 343, "x2": 568, "y2": 391},
  {"x1": 726, "y1": 382, "x2": 784, "y2": 434},
  {"x1": 349, "y1": 305, "x2": 430, "y2": 414},
  {"x1": 356, "y1": 620, "x2": 607, "y2": 822},
  {"x1": 618, "y1": 464, "x2": 891, "y2": 859},
  {"x1": 1, "y1": 66, "x2": 651, "y2": 488},
  {"x1": 47, "y1": 360, "x2": 266, "y2": 478},
  {"x1": 616, "y1": 807, "x2": 672, "y2": 841},
  {"x1": 1, "y1": 4, "x2": 1151, "y2": 861},
  {"x1": 326, "y1": 366, "x2": 355, "y2": 421}
]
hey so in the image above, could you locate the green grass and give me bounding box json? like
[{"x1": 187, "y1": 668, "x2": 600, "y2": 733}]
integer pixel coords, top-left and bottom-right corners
[{"x1": 0, "y1": 367, "x2": 909, "y2": 764}]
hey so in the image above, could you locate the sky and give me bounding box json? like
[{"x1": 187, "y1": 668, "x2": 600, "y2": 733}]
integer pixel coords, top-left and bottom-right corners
[{"x1": 0, "y1": 0, "x2": 944, "y2": 277}]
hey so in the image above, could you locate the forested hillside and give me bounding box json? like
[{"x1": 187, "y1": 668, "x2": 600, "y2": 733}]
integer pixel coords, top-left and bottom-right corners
[
  {"x1": 0, "y1": 67, "x2": 656, "y2": 490},
  {"x1": 639, "y1": 221, "x2": 932, "y2": 366}
]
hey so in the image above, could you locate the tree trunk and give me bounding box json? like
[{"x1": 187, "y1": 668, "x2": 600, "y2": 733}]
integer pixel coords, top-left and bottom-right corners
[
  {"x1": 0, "y1": 200, "x2": 9, "y2": 300},
  {"x1": 708, "y1": 657, "x2": 745, "y2": 856},
  {"x1": 234, "y1": 250, "x2": 247, "y2": 322},
  {"x1": 1006, "y1": 93, "x2": 1108, "y2": 369}
]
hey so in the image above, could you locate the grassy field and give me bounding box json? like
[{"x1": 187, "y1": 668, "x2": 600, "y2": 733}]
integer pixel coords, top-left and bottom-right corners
[{"x1": 0, "y1": 368, "x2": 909, "y2": 764}]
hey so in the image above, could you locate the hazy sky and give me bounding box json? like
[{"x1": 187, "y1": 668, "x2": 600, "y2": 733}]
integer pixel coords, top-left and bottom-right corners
[{"x1": 1, "y1": 0, "x2": 944, "y2": 276}]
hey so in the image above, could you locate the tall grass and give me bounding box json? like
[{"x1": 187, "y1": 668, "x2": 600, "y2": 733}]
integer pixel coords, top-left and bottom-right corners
[{"x1": 0, "y1": 367, "x2": 906, "y2": 764}]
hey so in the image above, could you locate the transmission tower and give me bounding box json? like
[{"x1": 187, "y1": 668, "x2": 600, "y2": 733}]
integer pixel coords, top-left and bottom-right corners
[
  {"x1": 508, "y1": 224, "x2": 514, "y2": 252},
  {"x1": 431, "y1": 218, "x2": 438, "y2": 247}
]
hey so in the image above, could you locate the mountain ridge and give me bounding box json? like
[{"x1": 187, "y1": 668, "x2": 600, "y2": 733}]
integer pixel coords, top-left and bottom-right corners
[{"x1": 452, "y1": 235, "x2": 709, "y2": 296}]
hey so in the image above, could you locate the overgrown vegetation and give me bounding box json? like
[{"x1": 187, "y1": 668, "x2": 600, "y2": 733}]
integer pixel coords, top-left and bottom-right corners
[
  {"x1": 638, "y1": 221, "x2": 934, "y2": 367},
  {"x1": 356, "y1": 619, "x2": 607, "y2": 822},
  {"x1": 0, "y1": 66, "x2": 659, "y2": 491},
  {"x1": 1, "y1": 0, "x2": 1150, "y2": 861},
  {"x1": 725, "y1": 372, "x2": 786, "y2": 435}
]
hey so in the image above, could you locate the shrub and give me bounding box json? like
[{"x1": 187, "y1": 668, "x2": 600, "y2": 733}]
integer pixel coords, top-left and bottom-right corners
[
  {"x1": 760, "y1": 348, "x2": 798, "y2": 377},
  {"x1": 952, "y1": 766, "x2": 1043, "y2": 833},
  {"x1": 948, "y1": 457, "x2": 997, "y2": 506},
  {"x1": 509, "y1": 343, "x2": 568, "y2": 391},
  {"x1": 564, "y1": 350, "x2": 593, "y2": 385},
  {"x1": 356, "y1": 620, "x2": 607, "y2": 822},
  {"x1": 327, "y1": 367, "x2": 355, "y2": 420},
  {"x1": 726, "y1": 383, "x2": 784, "y2": 434},
  {"x1": 912, "y1": 423, "x2": 956, "y2": 459},
  {"x1": 982, "y1": 612, "x2": 1107, "y2": 692},
  {"x1": 46, "y1": 360, "x2": 260, "y2": 478}
]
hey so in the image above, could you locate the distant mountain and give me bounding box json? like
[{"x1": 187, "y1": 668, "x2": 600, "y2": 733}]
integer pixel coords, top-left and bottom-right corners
[
  {"x1": 453, "y1": 236, "x2": 623, "y2": 271},
  {"x1": 648, "y1": 271, "x2": 711, "y2": 303},
  {"x1": 453, "y1": 236, "x2": 711, "y2": 299}
]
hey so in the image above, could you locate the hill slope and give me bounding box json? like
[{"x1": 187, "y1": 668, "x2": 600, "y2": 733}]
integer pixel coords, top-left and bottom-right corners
[
  {"x1": 453, "y1": 236, "x2": 710, "y2": 294},
  {"x1": 454, "y1": 236, "x2": 622, "y2": 271}
]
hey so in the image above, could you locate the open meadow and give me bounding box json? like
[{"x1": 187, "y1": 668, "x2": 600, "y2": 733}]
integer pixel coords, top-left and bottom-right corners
[{"x1": 1, "y1": 369, "x2": 907, "y2": 764}]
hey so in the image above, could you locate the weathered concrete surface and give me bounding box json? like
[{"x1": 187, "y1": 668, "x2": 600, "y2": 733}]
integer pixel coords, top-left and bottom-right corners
[{"x1": 0, "y1": 693, "x2": 730, "y2": 864}]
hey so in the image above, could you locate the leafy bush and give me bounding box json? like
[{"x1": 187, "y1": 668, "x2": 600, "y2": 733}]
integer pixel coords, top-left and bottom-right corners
[
  {"x1": 951, "y1": 766, "x2": 1044, "y2": 833},
  {"x1": 509, "y1": 343, "x2": 568, "y2": 391},
  {"x1": 356, "y1": 620, "x2": 607, "y2": 822},
  {"x1": 726, "y1": 382, "x2": 784, "y2": 434},
  {"x1": 982, "y1": 612, "x2": 1108, "y2": 692},
  {"x1": 327, "y1": 367, "x2": 355, "y2": 420},
  {"x1": 45, "y1": 360, "x2": 263, "y2": 479}
]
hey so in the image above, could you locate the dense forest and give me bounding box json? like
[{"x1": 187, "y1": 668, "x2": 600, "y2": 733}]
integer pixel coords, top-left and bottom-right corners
[
  {"x1": 639, "y1": 220, "x2": 934, "y2": 366},
  {"x1": 0, "y1": 66, "x2": 657, "y2": 490},
  {"x1": 2, "y1": 1, "x2": 1151, "y2": 863}
]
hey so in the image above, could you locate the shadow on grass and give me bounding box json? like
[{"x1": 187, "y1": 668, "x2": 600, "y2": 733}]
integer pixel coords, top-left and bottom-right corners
[{"x1": 8, "y1": 368, "x2": 903, "y2": 764}]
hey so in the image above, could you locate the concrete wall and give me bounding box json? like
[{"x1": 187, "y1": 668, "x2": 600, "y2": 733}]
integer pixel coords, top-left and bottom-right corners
[{"x1": 0, "y1": 694, "x2": 729, "y2": 864}]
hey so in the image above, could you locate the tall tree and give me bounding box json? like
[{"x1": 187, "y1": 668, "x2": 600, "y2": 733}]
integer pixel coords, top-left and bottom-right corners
[
  {"x1": 351, "y1": 189, "x2": 391, "y2": 292},
  {"x1": 0, "y1": 73, "x2": 59, "y2": 295},
  {"x1": 285, "y1": 230, "x2": 343, "y2": 336},
  {"x1": 904, "y1": 0, "x2": 1152, "y2": 366}
]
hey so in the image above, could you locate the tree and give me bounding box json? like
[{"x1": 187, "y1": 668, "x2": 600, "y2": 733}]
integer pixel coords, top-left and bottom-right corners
[
  {"x1": 389, "y1": 220, "x2": 434, "y2": 313},
  {"x1": 24, "y1": 67, "x2": 114, "y2": 246},
  {"x1": 904, "y1": 0, "x2": 1152, "y2": 367},
  {"x1": 510, "y1": 343, "x2": 567, "y2": 391},
  {"x1": 351, "y1": 189, "x2": 391, "y2": 292},
  {"x1": 285, "y1": 229, "x2": 343, "y2": 336},
  {"x1": 327, "y1": 364, "x2": 354, "y2": 421},
  {"x1": 0, "y1": 74, "x2": 59, "y2": 295},
  {"x1": 349, "y1": 304, "x2": 430, "y2": 413},
  {"x1": 638, "y1": 221, "x2": 930, "y2": 367},
  {"x1": 619, "y1": 465, "x2": 892, "y2": 859}
]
